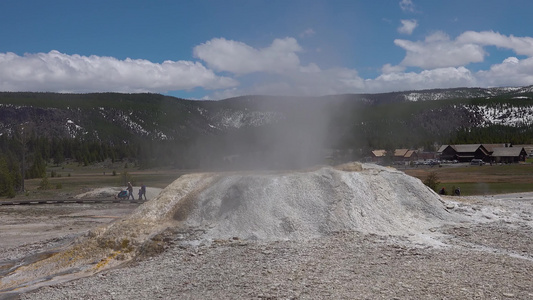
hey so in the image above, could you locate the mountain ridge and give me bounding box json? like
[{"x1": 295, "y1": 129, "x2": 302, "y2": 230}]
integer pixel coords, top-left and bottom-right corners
[{"x1": 1, "y1": 86, "x2": 533, "y2": 169}]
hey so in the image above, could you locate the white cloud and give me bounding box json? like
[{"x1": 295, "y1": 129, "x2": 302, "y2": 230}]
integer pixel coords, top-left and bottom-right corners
[
  {"x1": 394, "y1": 31, "x2": 486, "y2": 69},
  {"x1": 381, "y1": 63, "x2": 406, "y2": 74},
  {"x1": 193, "y1": 37, "x2": 303, "y2": 75},
  {"x1": 195, "y1": 33, "x2": 533, "y2": 98},
  {"x1": 369, "y1": 67, "x2": 476, "y2": 92},
  {"x1": 503, "y1": 57, "x2": 519, "y2": 64},
  {"x1": 4, "y1": 30, "x2": 533, "y2": 100},
  {"x1": 193, "y1": 37, "x2": 370, "y2": 97},
  {"x1": 212, "y1": 65, "x2": 479, "y2": 98},
  {"x1": 393, "y1": 30, "x2": 533, "y2": 73},
  {"x1": 399, "y1": 0, "x2": 415, "y2": 12},
  {"x1": 398, "y1": 19, "x2": 418, "y2": 35},
  {"x1": 209, "y1": 64, "x2": 366, "y2": 99},
  {"x1": 299, "y1": 28, "x2": 316, "y2": 38},
  {"x1": 0, "y1": 51, "x2": 238, "y2": 93},
  {"x1": 477, "y1": 56, "x2": 533, "y2": 87},
  {"x1": 383, "y1": 30, "x2": 533, "y2": 91},
  {"x1": 457, "y1": 31, "x2": 533, "y2": 57}
]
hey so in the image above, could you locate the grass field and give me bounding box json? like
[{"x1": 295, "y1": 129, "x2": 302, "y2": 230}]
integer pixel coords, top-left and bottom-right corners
[
  {"x1": 4, "y1": 161, "x2": 533, "y2": 200},
  {"x1": 403, "y1": 163, "x2": 533, "y2": 195},
  {"x1": 6, "y1": 161, "x2": 191, "y2": 200}
]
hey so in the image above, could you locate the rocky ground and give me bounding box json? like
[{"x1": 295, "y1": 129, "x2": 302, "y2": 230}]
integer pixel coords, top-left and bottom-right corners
[{"x1": 1, "y1": 191, "x2": 533, "y2": 299}]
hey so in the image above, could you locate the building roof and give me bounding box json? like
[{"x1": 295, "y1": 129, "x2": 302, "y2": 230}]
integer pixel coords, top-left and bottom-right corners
[
  {"x1": 371, "y1": 150, "x2": 386, "y2": 157},
  {"x1": 453, "y1": 144, "x2": 483, "y2": 152},
  {"x1": 491, "y1": 147, "x2": 526, "y2": 157},
  {"x1": 514, "y1": 144, "x2": 533, "y2": 154},
  {"x1": 394, "y1": 149, "x2": 409, "y2": 157},
  {"x1": 482, "y1": 144, "x2": 507, "y2": 152},
  {"x1": 437, "y1": 145, "x2": 449, "y2": 153},
  {"x1": 404, "y1": 150, "x2": 417, "y2": 158},
  {"x1": 438, "y1": 144, "x2": 486, "y2": 153}
]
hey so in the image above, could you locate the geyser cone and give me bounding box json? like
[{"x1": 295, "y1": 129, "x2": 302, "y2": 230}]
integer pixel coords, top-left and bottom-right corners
[
  {"x1": 166, "y1": 162, "x2": 461, "y2": 240},
  {"x1": 0, "y1": 163, "x2": 462, "y2": 292}
]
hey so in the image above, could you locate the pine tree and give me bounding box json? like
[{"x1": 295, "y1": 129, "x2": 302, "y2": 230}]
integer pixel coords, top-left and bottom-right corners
[{"x1": 0, "y1": 156, "x2": 16, "y2": 197}]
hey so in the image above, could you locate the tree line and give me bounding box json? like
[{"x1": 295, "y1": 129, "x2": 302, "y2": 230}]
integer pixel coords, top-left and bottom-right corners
[
  {"x1": 0, "y1": 133, "x2": 139, "y2": 197},
  {"x1": 2, "y1": 116, "x2": 533, "y2": 197}
]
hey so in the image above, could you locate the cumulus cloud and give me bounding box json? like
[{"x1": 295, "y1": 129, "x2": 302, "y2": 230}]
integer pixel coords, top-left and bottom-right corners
[
  {"x1": 300, "y1": 28, "x2": 316, "y2": 38},
  {"x1": 0, "y1": 51, "x2": 238, "y2": 93},
  {"x1": 477, "y1": 56, "x2": 533, "y2": 87},
  {"x1": 210, "y1": 65, "x2": 366, "y2": 99},
  {"x1": 4, "y1": 30, "x2": 533, "y2": 99},
  {"x1": 197, "y1": 35, "x2": 485, "y2": 98},
  {"x1": 196, "y1": 32, "x2": 533, "y2": 99},
  {"x1": 192, "y1": 37, "x2": 370, "y2": 97},
  {"x1": 393, "y1": 30, "x2": 533, "y2": 74},
  {"x1": 394, "y1": 31, "x2": 486, "y2": 69},
  {"x1": 211, "y1": 65, "x2": 479, "y2": 99},
  {"x1": 193, "y1": 37, "x2": 303, "y2": 75},
  {"x1": 398, "y1": 19, "x2": 418, "y2": 35},
  {"x1": 369, "y1": 67, "x2": 476, "y2": 92},
  {"x1": 457, "y1": 31, "x2": 533, "y2": 57},
  {"x1": 381, "y1": 63, "x2": 406, "y2": 74},
  {"x1": 399, "y1": 0, "x2": 415, "y2": 12}
]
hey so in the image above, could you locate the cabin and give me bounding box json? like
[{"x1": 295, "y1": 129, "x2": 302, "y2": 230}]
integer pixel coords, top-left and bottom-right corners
[
  {"x1": 439, "y1": 143, "x2": 529, "y2": 163},
  {"x1": 371, "y1": 149, "x2": 387, "y2": 163},
  {"x1": 394, "y1": 149, "x2": 409, "y2": 162},
  {"x1": 404, "y1": 149, "x2": 419, "y2": 162},
  {"x1": 438, "y1": 144, "x2": 490, "y2": 162},
  {"x1": 393, "y1": 148, "x2": 418, "y2": 163},
  {"x1": 369, "y1": 149, "x2": 419, "y2": 164},
  {"x1": 490, "y1": 147, "x2": 527, "y2": 163}
]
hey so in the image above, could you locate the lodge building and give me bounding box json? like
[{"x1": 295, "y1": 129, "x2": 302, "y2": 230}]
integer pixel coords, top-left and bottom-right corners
[{"x1": 370, "y1": 143, "x2": 530, "y2": 164}]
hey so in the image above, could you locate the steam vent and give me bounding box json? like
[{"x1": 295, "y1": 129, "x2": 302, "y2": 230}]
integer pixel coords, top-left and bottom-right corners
[{"x1": 1, "y1": 162, "x2": 463, "y2": 292}]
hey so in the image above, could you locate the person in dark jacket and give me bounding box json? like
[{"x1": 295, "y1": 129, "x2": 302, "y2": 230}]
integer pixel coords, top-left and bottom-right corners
[
  {"x1": 127, "y1": 182, "x2": 135, "y2": 200},
  {"x1": 439, "y1": 187, "x2": 446, "y2": 195},
  {"x1": 139, "y1": 183, "x2": 147, "y2": 200}
]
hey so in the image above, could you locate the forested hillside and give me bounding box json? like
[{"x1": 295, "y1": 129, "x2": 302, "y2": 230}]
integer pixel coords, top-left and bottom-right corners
[{"x1": 1, "y1": 87, "x2": 533, "y2": 196}]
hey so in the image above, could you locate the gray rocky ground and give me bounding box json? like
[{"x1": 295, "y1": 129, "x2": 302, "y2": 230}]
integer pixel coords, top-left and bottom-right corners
[{"x1": 1, "y1": 168, "x2": 532, "y2": 299}]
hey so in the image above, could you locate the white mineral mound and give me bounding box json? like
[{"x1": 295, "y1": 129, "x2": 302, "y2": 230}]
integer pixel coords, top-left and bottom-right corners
[
  {"x1": 132, "y1": 162, "x2": 463, "y2": 242},
  {"x1": 0, "y1": 162, "x2": 464, "y2": 292}
]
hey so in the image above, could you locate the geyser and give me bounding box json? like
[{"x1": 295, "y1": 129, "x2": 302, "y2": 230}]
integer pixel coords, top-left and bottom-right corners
[{"x1": 0, "y1": 162, "x2": 464, "y2": 293}]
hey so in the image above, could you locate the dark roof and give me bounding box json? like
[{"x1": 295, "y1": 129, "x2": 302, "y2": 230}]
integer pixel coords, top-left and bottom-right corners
[
  {"x1": 453, "y1": 144, "x2": 482, "y2": 152},
  {"x1": 491, "y1": 147, "x2": 526, "y2": 157},
  {"x1": 437, "y1": 145, "x2": 449, "y2": 153},
  {"x1": 482, "y1": 144, "x2": 507, "y2": 152}
]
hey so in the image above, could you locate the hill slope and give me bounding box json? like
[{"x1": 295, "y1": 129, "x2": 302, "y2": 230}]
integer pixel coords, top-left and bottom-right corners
[{"x1": 1, "y1": 86, "x2": 533, "y2": 168}]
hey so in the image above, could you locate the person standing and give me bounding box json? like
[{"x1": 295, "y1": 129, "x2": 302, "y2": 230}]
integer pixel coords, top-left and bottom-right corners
[
  {"x1": 127, "y1": 182, "x2": 134, "y2": 200},
  {"x1": 140, "y1": 183, "x2": 147, "y2": 200}
]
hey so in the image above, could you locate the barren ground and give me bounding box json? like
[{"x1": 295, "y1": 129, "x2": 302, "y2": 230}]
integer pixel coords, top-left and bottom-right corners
[{"x1": 1, "y1": 190, "x2": 532, "y2": 299}]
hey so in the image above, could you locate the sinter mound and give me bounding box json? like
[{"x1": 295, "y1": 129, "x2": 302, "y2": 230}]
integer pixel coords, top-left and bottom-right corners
[{"x1": 0, "y1": 162, "x2": 463, "y2": 292}]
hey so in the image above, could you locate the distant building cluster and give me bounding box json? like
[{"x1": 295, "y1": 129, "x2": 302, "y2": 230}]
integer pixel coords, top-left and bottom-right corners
[{"x1": 370, "y1": 144, "x2": 532, "y2": 165}]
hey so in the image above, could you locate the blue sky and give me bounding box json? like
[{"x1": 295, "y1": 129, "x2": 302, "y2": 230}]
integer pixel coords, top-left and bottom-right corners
[{"x1": 1, "y1": 0, "x2": 533, "y2": 99}]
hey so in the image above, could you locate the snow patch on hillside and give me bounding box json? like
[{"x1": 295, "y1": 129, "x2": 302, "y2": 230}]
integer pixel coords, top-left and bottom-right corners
[
  {"x1": 65, "y1": 119, "x2": 87, "y2": 138},
  {"x1": 463, "y1": 104, "x2": 533, "y2": 127},
  {"x1": 211, "y1": 109, "x2": 284, "y2": 129}
]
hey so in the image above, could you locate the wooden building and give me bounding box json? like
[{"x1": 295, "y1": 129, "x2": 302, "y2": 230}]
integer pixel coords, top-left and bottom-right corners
[
  {"x1": 438, "y1": 144, "x2": 490, "y2": 162},
  {"x1": 491, "y1": 147, "x2": 527, "y2": 163}
]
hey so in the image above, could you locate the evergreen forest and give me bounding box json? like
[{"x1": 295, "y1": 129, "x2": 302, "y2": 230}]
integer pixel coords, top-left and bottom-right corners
[{"x1": 1, "y1": 89, "x2": 533, "y2": 197}]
